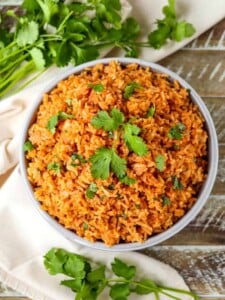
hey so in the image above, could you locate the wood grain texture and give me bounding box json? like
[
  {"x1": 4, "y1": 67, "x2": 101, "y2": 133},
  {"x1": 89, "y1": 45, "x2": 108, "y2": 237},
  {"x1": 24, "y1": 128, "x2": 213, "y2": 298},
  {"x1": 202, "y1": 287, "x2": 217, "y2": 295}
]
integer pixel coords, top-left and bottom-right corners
[{"x1": 142, "y1": 246, "x2": 225, "y2": 298}]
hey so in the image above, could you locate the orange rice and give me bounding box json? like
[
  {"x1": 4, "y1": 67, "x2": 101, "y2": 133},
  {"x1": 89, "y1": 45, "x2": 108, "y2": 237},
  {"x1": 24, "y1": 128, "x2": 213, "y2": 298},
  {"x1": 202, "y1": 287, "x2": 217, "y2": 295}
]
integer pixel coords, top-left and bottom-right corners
[{"x1": 25, "y1": 61, "x2": 208, "y2": 246}]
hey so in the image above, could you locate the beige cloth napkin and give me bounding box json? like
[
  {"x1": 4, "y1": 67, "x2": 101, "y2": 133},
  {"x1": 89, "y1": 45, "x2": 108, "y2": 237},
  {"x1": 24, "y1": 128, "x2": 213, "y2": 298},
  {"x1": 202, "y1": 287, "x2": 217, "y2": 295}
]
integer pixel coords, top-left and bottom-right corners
[{"x1": 0, "y1": 1, "x2": 225, "y2": 299}]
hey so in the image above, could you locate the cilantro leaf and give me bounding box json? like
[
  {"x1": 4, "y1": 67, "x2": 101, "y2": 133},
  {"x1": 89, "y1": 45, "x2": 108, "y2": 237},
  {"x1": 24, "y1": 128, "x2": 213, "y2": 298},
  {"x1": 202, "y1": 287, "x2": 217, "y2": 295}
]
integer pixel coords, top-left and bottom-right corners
[
  {"x1": 16, "y1": 20, "x2": 39, "y2": 47},
  {"x1": 155, "y1": 154, "x2": 165, "y2": 172},
  {"x1": 172, "y1": 176, "x2": 183, "y2": 190},
  {"x1": 91, "y1": 108, "x2": 124, "y2": 132},
  {"x1": 87, "y1": 265, "x2": 106, "y2": 283},
  {"x1": 55, "y1": 40, "x2": 73, "y2": 67},
  {"x1": 119, "y1": 175, "x2": 136, "y2": 185},
  {"x1": 90, "y1": 147, "x2": 112, "y2": 180},
  {"x1": 134, "y1": 278, "x2": 157, "y2": 294},
  {"x1": 162, "y1": 195, "x2": 171, "y2": 206},
  {"x1": 29, "y1": 47, "x2": 45, "y2": 69},
  {"x1": 90, "y1": 147, "x2": 128, "y2": 182},
  {"x1": 123, "y1": 82, "x2": 142, "y2": 99},
  {"x1": 46, "y1": 111, "x2": 73, "y2": 133},
  {"x1": 83, "y1": 222, "x2": 89, "y2": 231},
  {"x1": 168, "y1": 123, "x2": 185, "y2": 139},
  {"x1": 111, "y1": 151, "x2": 127, "y2": 178},
  {"x1": 71, "y1": 153, "x2": 87, "y2": 165},
  {"x1": 43, "y1": 248, "x2": 68, "y2": 275},
  {"x1": 146, "y1": 105, "x2": 155, "y2": 118},
  {"x1": 110, "y1": 283, "x2": 130, "y2": 300},
  {"x1": 89, "y1": 83, "x2": 104, "y2": 92},
  {"x1": 61, "y1": 278, "x2": 83, "y2": 293},
  {"x1": 123, "y1": 123, "x2": 148, "y2": 156},
  {"x1": 111, "y1": 258, "x2": 136, "y2": 280},
  {"x1": 47, "y1": 162, "x2": 61, "y2": 173},
  {"x1": 86, "y1": 183, "x2": 98, "y2": 199},
  {"x1": 23, "y1": 140, "x2": 34, "y2": 152}
]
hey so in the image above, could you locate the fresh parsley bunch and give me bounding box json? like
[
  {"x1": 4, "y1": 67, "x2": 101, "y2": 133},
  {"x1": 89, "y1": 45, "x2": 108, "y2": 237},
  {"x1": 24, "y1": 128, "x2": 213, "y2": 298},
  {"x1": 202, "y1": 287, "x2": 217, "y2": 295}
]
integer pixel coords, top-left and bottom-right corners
[
  {"x1": 0, "y1": 0, "x2": 195, "y2": 98},
  {"x1": 44, "y1": 247, "x2": 199, "y2": 300}
]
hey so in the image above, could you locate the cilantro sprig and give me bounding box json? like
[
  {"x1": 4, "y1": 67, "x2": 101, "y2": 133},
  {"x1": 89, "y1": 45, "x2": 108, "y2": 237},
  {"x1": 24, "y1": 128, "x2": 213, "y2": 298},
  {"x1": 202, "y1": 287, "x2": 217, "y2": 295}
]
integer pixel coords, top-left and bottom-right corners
[
  {"x1": 0, "y1": 0, "x2": 195, "y2": 98},
  {"x1": 148, "y1": 0, "x2": 196, "y2": 49},
  {"x1": 44, "y1": 247, "x2": 199, "y2": 300}
]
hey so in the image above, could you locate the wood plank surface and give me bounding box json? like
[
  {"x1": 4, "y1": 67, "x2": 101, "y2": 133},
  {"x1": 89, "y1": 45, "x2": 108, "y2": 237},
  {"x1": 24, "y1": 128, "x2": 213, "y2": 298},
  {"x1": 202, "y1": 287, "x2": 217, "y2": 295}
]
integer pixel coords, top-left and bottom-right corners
[{"x1": 0, "y1": 8, "x2": 224, "y2": 300}]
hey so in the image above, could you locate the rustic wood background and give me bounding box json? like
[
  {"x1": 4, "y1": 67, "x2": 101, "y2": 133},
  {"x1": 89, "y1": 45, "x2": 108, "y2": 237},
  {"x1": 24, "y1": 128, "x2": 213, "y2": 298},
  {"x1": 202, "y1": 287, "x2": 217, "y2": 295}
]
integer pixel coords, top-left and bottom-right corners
[{"x1": 0, "y1": 12, "x2": 224, "y2": 300}]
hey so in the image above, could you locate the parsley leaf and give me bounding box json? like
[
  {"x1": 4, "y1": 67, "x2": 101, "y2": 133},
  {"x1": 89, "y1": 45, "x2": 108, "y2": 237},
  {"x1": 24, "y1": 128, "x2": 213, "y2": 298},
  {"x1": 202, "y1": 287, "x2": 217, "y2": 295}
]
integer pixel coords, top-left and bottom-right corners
[
  {"x1": 168, "y1": 123, "x2": 185, "y2": 140},
  {"x1": 88, "y1": 83, "x2": 104, "y2": 92},
  {"x1": 123, "y1": 82, "x2": 142, "y2": 99},
  {"x1": 23, "y1": 140, "x2": 34, "y2": 152},
  {"x1": 47, "y1": 111, "x2": 73, "y2": 134},
  {"x1": 86, "y1": 183, "x2": 98, "y2": 199},
  {"x1": 123, "y1": 123, "x2": 148, "y2": 156},
  {"x1": 172, "y1": 176, "x2": 183, "y2": 190},
  {"x1": 91, "y1": 108, "x2": 124, "y2": 132},
  {"x1": 155, "y1": 154, "x2": 165, "y2": 172}
]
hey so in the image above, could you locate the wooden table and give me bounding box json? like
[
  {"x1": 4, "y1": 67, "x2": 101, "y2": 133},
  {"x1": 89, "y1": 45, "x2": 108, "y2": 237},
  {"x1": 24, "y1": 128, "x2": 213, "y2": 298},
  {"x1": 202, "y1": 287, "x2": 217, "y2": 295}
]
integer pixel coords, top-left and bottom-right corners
[{"x1": 0, "y1": 17, "x2": 225, "y2": 300}]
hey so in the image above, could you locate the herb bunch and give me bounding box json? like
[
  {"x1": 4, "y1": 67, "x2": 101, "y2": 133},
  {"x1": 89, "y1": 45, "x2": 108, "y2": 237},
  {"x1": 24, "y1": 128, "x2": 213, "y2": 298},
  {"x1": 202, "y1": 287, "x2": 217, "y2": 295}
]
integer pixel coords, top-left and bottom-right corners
[
  {"x1": 44, "y1": 247, "x2": 199, "y2": 300},
  {"x1": 0, "y1": 0, "x2": 195, "y2": 98}
]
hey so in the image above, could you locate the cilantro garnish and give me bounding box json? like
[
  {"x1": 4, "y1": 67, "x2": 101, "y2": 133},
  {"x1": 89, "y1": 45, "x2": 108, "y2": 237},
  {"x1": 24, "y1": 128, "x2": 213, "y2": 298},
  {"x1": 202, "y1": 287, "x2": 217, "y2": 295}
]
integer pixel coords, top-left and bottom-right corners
[
  {"x1": 47, "y1": 162, "x2": 61, "y2": 173},
  {"x1": 146, "y1": 105, "x2": 155, "y2": 118},
  {"x1": 71, "y1": 153, "x2": 87, "y2": 164},
  {"x1": 44, "y1": 247, "x2": 200, "y2": 300},
  {"x1": 47, "y1": 111, "x2": 73, "y2": 134},
  {"x1": 0, "y1": 0, "x2": 195, "y2": 99},
  {"x1": 23, "y1": 140, "x2": 34, "y2": 152},
  {"x1": 123, "y1": 82, "x2": 142, "y2": 99},
  {"x1": 89, "y1": 147, "x2": 126, "y2": 180},
  {"x1": 162, "y1": 195, "x2": 171, "y2": 206},
  {"x1": 148, "y1": 0, "x2": 196, "y2": 49},
  {"x1": 86, "y1": 183, "x2": 98, "y2": 199},
  {"x1": 172, "y1": 176, "x2": 183, "y2": 190},
  {"x1": 91, "y1": 108, "x2": 124, "y2": 132},
  {"x1": 155, "y1": 154, "x2": 165, "y2": 172},
  {"x1": 82, "y1": 223, "x2": 89, "y2": 231},
  {"x1": 88, "y1": 83, "x2": 104, "y2": 92},
  {"x1": 168, "y1": 123, "x2": 186, "y2": 139},
  {"x1": 123, "y1": 123, "x2": 148, "y2": 156}
]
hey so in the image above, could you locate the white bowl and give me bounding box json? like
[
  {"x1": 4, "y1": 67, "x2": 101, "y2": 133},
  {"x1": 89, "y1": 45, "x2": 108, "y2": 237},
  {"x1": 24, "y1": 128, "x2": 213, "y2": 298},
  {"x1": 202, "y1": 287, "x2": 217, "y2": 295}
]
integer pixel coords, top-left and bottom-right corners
[{"x1": 20, "y1": 57, "x2": 218, "y2": 251}]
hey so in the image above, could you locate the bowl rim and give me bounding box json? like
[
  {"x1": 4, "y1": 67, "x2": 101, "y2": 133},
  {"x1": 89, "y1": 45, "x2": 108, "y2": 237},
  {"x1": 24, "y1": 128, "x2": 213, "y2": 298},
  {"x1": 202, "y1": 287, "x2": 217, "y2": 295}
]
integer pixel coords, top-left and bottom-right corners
[{"x1": 19, "y1": 57, "x2": 219, "y2": 251}]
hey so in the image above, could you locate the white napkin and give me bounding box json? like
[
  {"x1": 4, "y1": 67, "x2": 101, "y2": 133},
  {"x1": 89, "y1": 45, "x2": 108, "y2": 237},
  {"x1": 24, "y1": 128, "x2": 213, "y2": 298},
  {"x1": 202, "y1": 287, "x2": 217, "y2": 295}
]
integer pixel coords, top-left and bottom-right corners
[{"x1": 0, "y1": 1, "x2": 225, "y2": 299}]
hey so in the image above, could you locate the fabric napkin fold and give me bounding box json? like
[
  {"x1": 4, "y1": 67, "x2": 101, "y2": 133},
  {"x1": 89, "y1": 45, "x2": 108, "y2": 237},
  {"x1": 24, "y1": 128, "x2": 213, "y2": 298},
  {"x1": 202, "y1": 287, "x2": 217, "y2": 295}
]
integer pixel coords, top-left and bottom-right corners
[{"x1": 0, "y1": 1, "x2": 225, "y2": 299}]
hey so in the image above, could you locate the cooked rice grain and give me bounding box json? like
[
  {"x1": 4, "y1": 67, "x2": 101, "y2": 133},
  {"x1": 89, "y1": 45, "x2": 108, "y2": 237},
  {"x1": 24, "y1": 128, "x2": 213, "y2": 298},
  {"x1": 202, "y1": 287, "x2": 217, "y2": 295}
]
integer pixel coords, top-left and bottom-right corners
[{"x1": 26, "y1": 61, "x2": 208, "y2": 246}]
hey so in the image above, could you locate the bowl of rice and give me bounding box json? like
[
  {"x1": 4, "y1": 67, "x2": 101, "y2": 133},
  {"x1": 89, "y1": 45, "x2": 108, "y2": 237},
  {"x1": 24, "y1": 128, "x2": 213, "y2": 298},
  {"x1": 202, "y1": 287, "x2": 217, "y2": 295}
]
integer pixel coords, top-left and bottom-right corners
[{"x1": 20, "y1": 57, "x2": 218, "y2": 251}]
